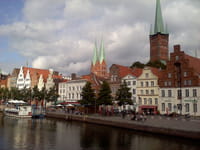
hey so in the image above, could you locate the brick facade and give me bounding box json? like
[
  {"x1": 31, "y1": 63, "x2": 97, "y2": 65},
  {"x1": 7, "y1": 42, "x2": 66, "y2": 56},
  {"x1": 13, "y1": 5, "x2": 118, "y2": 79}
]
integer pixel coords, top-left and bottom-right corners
[{"x1": 149, "y1": 33, "x2": 169, "y2": 63}]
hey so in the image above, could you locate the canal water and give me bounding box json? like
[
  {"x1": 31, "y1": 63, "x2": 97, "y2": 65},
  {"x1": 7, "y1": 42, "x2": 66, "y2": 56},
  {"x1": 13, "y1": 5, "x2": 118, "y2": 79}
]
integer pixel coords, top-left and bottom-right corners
[{"x1": 0, "y1": 114, "x2": 199, "y2": 150}]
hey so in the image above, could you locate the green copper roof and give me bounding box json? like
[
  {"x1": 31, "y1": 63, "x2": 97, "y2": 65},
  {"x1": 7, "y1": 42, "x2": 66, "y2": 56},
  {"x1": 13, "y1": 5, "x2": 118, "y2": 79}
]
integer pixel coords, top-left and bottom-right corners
[
  {"x1": 99, "y1": 40, "x2": 105, "y2": 64},
  {"x1": 92, "y1": 42, "x2": 98, "y2": 65},
  {"x1": 151, "y1": 0, "x2": 168, "y2": 35}
]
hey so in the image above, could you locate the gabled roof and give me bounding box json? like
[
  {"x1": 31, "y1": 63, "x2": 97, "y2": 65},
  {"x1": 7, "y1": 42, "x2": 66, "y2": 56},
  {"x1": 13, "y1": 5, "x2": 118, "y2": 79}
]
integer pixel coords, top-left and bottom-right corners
[
  {"x1": 113, "y1": 64, "x2": 142, "y2": 78},
  {"x1": 150, "y1": 67, "x2": 162, "y2": 77},
  {"x1": 23, "y1": 67, "x2": 50, "y2": 82}
]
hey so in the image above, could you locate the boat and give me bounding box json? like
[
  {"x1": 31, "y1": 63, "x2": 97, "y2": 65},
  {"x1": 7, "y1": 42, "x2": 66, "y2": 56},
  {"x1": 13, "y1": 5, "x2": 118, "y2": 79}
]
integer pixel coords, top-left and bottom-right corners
[
  {"x1": 4, "y1": 105, "x2": 32, "y2": 118},
  {"x1": 3, "y1": 100, "x2": 32, "y2": 118}
]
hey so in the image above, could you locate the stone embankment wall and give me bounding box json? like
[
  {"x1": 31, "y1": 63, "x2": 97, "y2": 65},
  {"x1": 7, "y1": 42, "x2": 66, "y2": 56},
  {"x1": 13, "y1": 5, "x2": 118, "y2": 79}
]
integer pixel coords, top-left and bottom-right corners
[{"x1": 46, "y1": 112, "x2": 200, "y2": 140}]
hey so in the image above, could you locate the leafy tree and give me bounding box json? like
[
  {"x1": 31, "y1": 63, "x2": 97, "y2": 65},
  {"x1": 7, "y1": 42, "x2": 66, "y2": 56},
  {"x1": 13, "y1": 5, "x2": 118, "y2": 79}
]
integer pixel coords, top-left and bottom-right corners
[
  {"x1": 97, "y1": 81, "x2": 112, "y2": 105},
  {"x1": 80, "y1": 81, "x2": 96, "y2": 106},
  {"x1": 130, "y1": 61, "x2": 145, "y2": 69},
  {"x1": 46, "y1": 86, "x2": 59, "y2": 104},
  {"x1": 115, "y1": 81, "x2": 133, "y2": 106},
  {"x1": 32, "y1": 86, "x2": 40, "y2": 100},
  {"x1": 146, "y1": 60, "x2": 166, "y2": 69}
]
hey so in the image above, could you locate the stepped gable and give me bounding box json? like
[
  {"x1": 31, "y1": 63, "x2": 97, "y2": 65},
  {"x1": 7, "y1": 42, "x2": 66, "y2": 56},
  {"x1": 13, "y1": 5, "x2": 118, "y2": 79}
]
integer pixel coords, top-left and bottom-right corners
[
  {"x1": 23, "y1": 67, "x2": 50, "y2": 82},
  {"x1": 114, "y1": 64, "x2": 142, "y2": 78}
]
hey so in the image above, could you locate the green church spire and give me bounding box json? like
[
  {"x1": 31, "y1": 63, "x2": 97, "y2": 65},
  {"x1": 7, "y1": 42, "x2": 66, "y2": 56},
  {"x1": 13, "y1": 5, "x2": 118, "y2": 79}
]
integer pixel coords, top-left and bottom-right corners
[
  {"x1": 153, "y1": 0, "x2": 167, "y2": 34},
  {"x1": 92, "y1": 42, "x2": 98, "y2": 65},
  {"x1": 99, "y1": 40, "x2": 105, "y2": 64}
]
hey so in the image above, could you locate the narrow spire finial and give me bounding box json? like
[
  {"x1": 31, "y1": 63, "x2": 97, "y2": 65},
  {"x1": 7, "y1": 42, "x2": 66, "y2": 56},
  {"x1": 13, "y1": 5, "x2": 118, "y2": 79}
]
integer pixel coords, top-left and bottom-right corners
[{"x1": 154, "y1": 0, "x2": 166, "y2": 34}]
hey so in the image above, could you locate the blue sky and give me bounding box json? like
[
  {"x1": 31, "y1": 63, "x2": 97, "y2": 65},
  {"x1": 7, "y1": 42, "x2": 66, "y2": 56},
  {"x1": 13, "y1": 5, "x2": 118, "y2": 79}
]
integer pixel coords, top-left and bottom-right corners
[{"x1": 0, "y1": 0, "x2": 199, "y2": 75}]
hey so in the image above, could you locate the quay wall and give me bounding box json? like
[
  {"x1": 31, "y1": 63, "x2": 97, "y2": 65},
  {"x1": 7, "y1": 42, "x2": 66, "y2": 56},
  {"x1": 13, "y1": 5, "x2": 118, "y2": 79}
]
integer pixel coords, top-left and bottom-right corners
[{"x1": 46, "y1": 112, "x2": 200, "y2": 140}]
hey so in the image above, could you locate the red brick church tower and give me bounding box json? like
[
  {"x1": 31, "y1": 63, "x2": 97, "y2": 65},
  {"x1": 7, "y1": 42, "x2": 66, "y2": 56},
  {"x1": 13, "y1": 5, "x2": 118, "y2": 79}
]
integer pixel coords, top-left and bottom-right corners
[
  {"x1": 150, "y1": 0, "x2": 169, "y2": 64},
  {"x1": 91, "y1": 40, "x2": 108, "y2": 78}
]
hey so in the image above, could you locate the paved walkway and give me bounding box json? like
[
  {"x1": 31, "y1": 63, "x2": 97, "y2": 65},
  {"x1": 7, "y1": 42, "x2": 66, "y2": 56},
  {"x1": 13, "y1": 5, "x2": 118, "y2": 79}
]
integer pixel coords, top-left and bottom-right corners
[
  {"x1": 91, "y1": 114, "x2": 200, "y2": 132},
  {"x1": 47, "y1": 110, "x2": 200, "y2": 132}
]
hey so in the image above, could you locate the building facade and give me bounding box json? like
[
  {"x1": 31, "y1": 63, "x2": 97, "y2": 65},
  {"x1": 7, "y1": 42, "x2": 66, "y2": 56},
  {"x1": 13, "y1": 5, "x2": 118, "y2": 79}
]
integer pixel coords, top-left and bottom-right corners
[
  {"x1": 137, "y1": 67, "x2": 160, "y2": 114},
  {"x1": 159, "y1": 45, "x2": 200, "y2": 116},
  {"x1": 58, "y1": 79, "x2": 87, "y2": 102}
]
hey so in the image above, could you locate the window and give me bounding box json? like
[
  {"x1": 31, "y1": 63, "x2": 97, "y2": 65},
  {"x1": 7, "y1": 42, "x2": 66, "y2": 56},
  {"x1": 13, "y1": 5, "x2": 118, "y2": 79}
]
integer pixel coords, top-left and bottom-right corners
[
  {"x1": 168, "y1": 103, "x2": 172, "y2": 111},
  {"x1": 162, "y1": 103, "x2": 165, "y2": 111},
  {"x1": 193, "y1": 103, "x2": 197, "y2": 113},
  {"x1": 145, "y1": 73, "x2": 149, "y2": 78},
  {"x1": 155, "y1": 98, "x2": 158, "y2": 105},
  {"x1": 144, "y1": 98, "x2": 147, "y2": 104},
  {"x1": 146, "y1": 90, "x2": 149, "y2": 95},
  {"x1": 141, "y1": 82, "x2": 143, "y2": 87},
  {"x1": 168, "y1": 90, "x2": 172, "y2": 97},
  {"x1": 151, "y1": 81, "x2": 154, "y2": 86},
  {"x1": 188, "y1": 80, "x2": 192, "y2": 85},
  {"x1": 164, "y1": 81, "x2": 167, "y2": 86},
  {"x1": 175, "y1": 56, "x2": 179, "y2": 61},
  {"x1": 185, "y1": 89, "x2": 189, "y2": 97},
  {"x1": 177, "y1": 90, "x2": 182, "y2": 99},
  {"x1": 127, "y1": 81, "x2": 131, "y2": 85},
  {"x1": 193, "y1": 89, "x2": 197, "y2": 97},
  {"x1": 132, "y1": 81, "x2": 136, "y2": 85},
  {"x1": 184, "y1": 72, "x2": 188, "y2": 77},
  {"x1": 161, "y1": 90, "x2": 165, "y2": 97},
  {"x1": 168, "y1": 81, "x2": 172, "y2": 86},
  {"x1": 132, "y1": 89, "x2": 136, "y2": 95},
  {"x1": 168, "y1": 73, "x2": 172, "y2": 78},
  {"x1": 185, "y1": 103, "x2": 190, "y2": 112},
  {"x1": 151, "y1": 90, "x2": 154, "y2": 95},
  {"x1": 149, "y1": 98, "x2": 152, "y2": 105}
]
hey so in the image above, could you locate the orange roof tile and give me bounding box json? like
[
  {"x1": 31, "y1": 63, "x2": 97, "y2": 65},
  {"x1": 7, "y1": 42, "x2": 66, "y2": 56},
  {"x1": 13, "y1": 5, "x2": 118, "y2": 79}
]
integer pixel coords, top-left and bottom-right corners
[
  {"x1": 23, "y1": 67, "x2": 56, "y2": 82},
  {"x1": 114, "y1": 64, "x2": 143, "y2": 78}
]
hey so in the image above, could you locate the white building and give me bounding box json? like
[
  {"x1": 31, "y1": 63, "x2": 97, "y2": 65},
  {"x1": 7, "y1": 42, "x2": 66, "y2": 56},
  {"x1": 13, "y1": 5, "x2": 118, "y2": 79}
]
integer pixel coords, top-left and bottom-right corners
[
  {"x1": 58, "y1": 79, "x2": 87, "y2": 102},
  {"x1": 160, "y1": 87, "x2": 200, "y2": 116}
]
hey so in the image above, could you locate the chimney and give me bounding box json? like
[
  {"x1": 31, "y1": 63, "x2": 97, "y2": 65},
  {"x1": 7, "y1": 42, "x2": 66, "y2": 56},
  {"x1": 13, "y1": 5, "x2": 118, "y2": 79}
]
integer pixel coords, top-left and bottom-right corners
[{"x1": 174, "y1": 44, "x2": 181, "y2": 52}]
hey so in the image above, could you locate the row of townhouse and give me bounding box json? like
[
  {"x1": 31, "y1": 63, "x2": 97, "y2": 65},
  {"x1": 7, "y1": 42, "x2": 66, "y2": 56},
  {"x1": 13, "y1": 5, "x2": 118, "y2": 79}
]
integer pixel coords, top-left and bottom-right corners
[
  {"x1": 3, "y1": 66, "x2": 64, "y2": 91},
  {"x1": 58, "y1": 45, "x2": 200, "y2": 116}
]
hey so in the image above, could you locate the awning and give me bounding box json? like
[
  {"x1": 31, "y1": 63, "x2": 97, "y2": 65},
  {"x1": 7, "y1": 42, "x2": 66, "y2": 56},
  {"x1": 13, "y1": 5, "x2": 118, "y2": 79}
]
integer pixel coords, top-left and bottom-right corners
[{"x1": 139, "y1": 105, "x2": 157, "y2": 109}]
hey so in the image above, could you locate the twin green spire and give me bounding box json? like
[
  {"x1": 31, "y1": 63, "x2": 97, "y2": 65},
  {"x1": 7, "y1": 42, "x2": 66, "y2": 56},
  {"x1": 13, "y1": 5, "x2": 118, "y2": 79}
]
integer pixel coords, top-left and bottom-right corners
[
  {"x1": 92, "y1": 40, "x2": 105, "y2": 65},
  {"x1": 150, "y1": 0, "x2": 168, "y2": 35}
]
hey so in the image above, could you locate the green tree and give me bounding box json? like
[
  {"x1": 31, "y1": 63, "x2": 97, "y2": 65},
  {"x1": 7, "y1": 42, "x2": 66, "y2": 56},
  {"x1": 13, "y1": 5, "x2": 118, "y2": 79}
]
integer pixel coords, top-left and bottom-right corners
[
  {"x1": 115, "y1": 81, "x2": 132, "y2": 106},
  {"x1": 97, "y1": 81, "x2": 112, "y2": 105},
  {"x1": 46, "y1": 86, "x2": 59, "y2": 105},
  {"x1": 130, "y1": 61, "x2": 145, "y2": 69},
  {"x1": 80, "y1": 82, "x2": 96, "y2": 106},
  {"x1": 146, "y1": 60, "x2": 166, "y2": 69}
]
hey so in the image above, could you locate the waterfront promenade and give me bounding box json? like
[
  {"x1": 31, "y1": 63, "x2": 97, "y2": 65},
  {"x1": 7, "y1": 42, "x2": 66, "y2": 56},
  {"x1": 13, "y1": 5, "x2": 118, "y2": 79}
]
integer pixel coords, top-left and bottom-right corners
[{"x1": 46, "y1": 111, "x2": 200, "y2": 140}]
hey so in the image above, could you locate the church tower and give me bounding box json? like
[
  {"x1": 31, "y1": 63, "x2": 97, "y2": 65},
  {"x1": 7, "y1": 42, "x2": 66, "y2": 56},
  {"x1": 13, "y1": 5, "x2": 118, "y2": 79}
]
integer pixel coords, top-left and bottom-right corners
[
  {"x1": 150, "y1": 0, "x2": 169, "y2": 64},
  {"x1": 91, "y1": 40, "x2": 108, "y2": 78}
]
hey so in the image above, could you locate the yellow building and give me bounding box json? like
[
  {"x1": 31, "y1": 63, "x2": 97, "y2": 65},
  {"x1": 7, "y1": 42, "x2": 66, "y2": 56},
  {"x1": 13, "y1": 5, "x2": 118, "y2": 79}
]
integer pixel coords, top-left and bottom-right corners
[{"x1": 136, "y1": 67, "x2": 161, "y2": 114}]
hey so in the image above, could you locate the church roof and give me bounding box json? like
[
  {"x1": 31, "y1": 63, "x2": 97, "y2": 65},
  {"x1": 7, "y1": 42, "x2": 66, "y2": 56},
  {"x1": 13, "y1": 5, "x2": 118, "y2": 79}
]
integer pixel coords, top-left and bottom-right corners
[{"x1": 151, "y1": 0, "x2": 168, "y2": 35}]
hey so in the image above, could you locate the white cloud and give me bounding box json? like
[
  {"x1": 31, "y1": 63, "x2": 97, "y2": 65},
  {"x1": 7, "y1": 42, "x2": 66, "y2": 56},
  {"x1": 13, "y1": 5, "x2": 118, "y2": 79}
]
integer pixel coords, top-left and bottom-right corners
[{"x1": 0, "y1": 0, "x2": 199, "y2": 75}]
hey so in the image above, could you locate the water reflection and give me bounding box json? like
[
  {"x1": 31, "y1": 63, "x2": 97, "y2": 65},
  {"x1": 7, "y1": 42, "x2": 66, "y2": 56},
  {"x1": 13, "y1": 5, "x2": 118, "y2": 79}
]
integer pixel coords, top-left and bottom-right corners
[{"x1": 0, "y1": 115, "x2": 199, "y2": 150}]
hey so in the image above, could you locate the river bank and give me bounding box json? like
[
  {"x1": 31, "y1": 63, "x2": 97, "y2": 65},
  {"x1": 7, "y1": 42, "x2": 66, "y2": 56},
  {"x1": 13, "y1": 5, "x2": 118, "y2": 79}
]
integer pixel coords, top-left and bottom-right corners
[{"x1": 46, "y1": 111, "x2": 200, "y2": 140}]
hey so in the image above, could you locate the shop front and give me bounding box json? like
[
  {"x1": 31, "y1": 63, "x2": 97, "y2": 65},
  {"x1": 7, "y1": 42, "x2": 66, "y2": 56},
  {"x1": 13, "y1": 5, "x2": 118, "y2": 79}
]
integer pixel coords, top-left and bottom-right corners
[{"x1": 139, "y1": 105, "x2": 158, "y2": 115}]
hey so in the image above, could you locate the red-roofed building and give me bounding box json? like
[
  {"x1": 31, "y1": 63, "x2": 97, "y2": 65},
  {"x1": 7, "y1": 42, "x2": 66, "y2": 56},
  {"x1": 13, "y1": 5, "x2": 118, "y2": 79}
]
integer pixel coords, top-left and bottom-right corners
[
  {"x1": 109, "y1": 64, "x2": 142, "y2": 98},
  {"x1": 16, "y1": 66, "x2": 62, "y2": 90},
  {"x1": 159, "y1": 45, "x2": 200, "y2": 116}
]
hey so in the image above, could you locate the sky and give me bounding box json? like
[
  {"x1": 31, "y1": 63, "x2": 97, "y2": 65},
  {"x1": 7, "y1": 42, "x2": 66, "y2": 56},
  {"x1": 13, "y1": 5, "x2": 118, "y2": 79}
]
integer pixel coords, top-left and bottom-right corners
[{"x1": 0, "y1": 0, "x2": 199, "y2": 76}]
